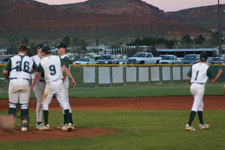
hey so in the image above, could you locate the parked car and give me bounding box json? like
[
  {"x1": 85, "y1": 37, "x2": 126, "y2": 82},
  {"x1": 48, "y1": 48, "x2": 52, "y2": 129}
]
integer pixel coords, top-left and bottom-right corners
[
  {"x1": 159, "y1": 55, "x2": 181, "y2": 64},
  {"x1": 2, "y1": 57, "x2": 10, "y2": 64},
  {"x1": 181, "y1": 54, "x2": 200, "y2": 64},
  {"x1": 208, "y1": 57, "x2": 225, "y2": 64},
  {"x1": 118, "y1": 59, "x2": 126, "y2": 64},
  {"x1": 73, "y1": 57, "x2": 95, "y2": 64},
  {"x1": 126, "y1": 52, "x2": 161, "y2": 64},
  {"x1": 96, "y1": 54, "x2": 119, "y2": 64}
]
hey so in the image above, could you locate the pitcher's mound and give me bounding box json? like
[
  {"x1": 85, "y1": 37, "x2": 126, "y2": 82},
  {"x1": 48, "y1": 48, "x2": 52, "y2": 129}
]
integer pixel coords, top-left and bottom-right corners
[{"x1": 0, "y1": 127, "x2": 116, "y2": 142}]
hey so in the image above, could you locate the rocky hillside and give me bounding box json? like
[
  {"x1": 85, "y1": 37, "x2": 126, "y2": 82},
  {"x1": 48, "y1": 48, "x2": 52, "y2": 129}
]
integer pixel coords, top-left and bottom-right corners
[
  {"x1": 168, "y1": 4, "x2": 225, "y2": 29},
  {"x1": 55, "y1": 0, "x2": 169, "y2": 19},
  {"x1": 0, "y1": 0, "x2": 211, "y2": 38}
]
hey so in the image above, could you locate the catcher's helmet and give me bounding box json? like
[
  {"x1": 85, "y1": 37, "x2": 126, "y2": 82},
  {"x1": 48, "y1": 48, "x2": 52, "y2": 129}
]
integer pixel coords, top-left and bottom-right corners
[{"x1": 42, "y1": 46, "x2": 51, "y2": 54}]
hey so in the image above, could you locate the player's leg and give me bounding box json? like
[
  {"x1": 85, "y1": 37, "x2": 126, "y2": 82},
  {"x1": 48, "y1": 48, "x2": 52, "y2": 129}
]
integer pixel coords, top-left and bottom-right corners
[
  {"x1": 55, "y1": 81, "x2": 73, "y2": 131},
  {"x1": 33, "y1": 82, "x2": 45, "y2": 126},
  {"x1": 19, "y1": 81, "x2": 30, "y2": 131},
  {"x1": 197, "y1": 100, "x2": 204, "y2": 125},
  {"x1": 8, "y1": 80, "x2": 19, "y2": 116},
  {"x1": 197, "y1": 99, "x2": 209, "y2": 129},
  {"x1": 64, "y1": 80, "x2": 73, "y2": 126},
  {"x1": 185, "y1": 84, "x2": 199, "y2": 131},
  {"x1": 42, "y1": 86, "x2": 54, "y2": 127}
]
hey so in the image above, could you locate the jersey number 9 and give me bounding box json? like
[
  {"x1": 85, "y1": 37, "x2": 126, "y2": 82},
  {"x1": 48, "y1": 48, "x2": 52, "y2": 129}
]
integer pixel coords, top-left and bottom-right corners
[{"x1": 49, "y1": 65, "x2": 56, "y2": 75}]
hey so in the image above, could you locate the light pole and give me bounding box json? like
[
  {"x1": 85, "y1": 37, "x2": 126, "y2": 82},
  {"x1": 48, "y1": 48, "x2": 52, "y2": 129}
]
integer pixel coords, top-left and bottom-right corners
[{"x1": 218, "y1": 0, "x2": 222, "y2": 56}]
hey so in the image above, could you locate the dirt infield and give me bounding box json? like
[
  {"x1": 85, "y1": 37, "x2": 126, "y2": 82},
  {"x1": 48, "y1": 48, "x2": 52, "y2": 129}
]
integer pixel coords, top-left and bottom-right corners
[
  {"x1": 0, "y1": 127, "x2": 115, "y2": 142},
  {"x1": 0, "y1": 96, "x2": 224, "y2": 111},
  {"x1": 0, "y1": 96, "x2": 224, "y2": 142}
]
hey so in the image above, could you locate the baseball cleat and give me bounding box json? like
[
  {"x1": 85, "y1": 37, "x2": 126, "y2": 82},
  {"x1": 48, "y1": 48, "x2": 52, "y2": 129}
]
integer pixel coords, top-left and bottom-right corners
[
  {"x1": 185, "y1": 124, "x2": 196, "y2": 131},
  {"x1": 21, "y1": 127, "x2": 29, "y2": 131},
  {"x1": 199, "y1": 124, "x2": 210, "y2": 130},
  {"x1": 56, "y1": 123, "x2": 64, "y2": 130},
  {"x1": 37, "y1": 124, "x2": 50, "y2": 131},
  {"x1": 60, "y1": 123, "x2": 74, "y2": 131},
  {"x1": 36, "y1": 123, "x2": 44, "y2": 130},
  {"x1": 67, "y1": 123, "x2": 73, "y2": 131}
]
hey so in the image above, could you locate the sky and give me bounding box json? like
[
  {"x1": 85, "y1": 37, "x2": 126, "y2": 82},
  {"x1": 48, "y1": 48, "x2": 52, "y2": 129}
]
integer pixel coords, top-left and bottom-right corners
[{"x1": 35, "y1": 0, "x2": 225, "y2": 12}]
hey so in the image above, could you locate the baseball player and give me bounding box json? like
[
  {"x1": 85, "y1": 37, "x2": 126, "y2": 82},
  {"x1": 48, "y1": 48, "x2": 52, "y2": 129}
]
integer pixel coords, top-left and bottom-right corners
[
  {"x1": 185, "y1": 52, "x2": 223, "y2": 131},
  {"x1": 31, "y1": 46, "x2": 76, "y2": 131},
  {"x1": 31, "y1": 44, "x2": 46, "y2": 129},
  {"x1": 56, "y1": 42, "x2": 74, "y2": 130},
  {"x1": 3, "y1": 45, "x2": 37, "y2": 132}
]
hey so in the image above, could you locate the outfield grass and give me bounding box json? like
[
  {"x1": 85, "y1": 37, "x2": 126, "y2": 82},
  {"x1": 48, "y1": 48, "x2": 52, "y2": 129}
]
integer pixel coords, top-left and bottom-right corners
[
  {"x1": 0, "y1": 110, "x2": 225, "y2": 150},
  {"x1": 0, "y1": 83, "x2": 224, "y2": 99}
]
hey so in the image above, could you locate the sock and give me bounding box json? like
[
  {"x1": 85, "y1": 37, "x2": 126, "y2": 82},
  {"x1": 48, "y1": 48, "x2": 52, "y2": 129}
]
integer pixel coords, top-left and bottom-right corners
[
  {"x1": 43, "y1": 110, "x2": 49, "y2": 125},
  {"x1": 64, "y1": 109, "x2": 71, "y2": 124},
  {"x1": 37, "y1": 122, "x2": 42, "y2": 125},
  {"x1": 64, "y1": 114, "x2": 66, "y2": 124},
  {"x1": 197, "y1": 111, "x2": 204, "y2": 124},
  {"x1": 21, "y1": 109, "x2": 29, "y2": 116},
  {"x1": 8, "y1": 108, "x2": 16, "y2": 116},
  {"x1": 69, "y1": 113, "x2": 73, "y2": 125},
  {"x1": 188, "y1": 111, "x2": 196, "y2": 126}
]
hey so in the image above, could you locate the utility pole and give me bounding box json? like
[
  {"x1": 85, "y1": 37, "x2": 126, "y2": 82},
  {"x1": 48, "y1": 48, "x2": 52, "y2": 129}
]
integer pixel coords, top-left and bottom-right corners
[{"x1": 218, "y1": 0, "x2": 222, "y2": 56}]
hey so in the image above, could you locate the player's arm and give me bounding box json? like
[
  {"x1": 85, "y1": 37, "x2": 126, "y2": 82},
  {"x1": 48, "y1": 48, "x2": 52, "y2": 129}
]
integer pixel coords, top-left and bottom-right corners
[
  {"x1": 30, "y1": 64, "x2": 43, "y2": 90},
  {"x1": 208, "y1": 68, "x2": 223, "y2": 83},
  {"x1": 3, "y1": 59, "x2": 12, "y2": 79},
  {"x1": 187, "y1": 69, "x2": 192, "y2": 86},
  {"x1": 31, "y1": 60, "x2": 38, "y2": 73},
  {"x1": 62, "y1": 56, "x2": 70, "y2": 82},
  {"x1": 62, "y1": 65, "x2": 76, "y2": 88}
]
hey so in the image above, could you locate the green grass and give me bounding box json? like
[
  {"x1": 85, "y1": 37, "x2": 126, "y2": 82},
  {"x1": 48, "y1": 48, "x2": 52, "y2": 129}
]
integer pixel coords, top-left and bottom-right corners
[
  {"x1": 68, "y1": 82, "x2": 224, "y2": 98},
  {"x1": 0, "y1": 110, "x2": 225, "y2": 150}
]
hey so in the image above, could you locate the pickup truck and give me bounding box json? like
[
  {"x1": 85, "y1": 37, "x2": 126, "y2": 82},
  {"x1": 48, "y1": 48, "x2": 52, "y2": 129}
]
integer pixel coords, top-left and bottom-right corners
[{"x1": 126, "y1": 52, "x2": 162, "y2": 64}]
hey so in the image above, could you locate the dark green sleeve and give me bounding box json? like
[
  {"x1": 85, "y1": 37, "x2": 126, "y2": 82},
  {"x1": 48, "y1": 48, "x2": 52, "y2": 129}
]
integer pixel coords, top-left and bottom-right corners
[
  {"x1": 37, "y1": 64, "x2": 44, "y2": 73},
  {"x1": 32, "y1": 61, "x2": 37, "y2": 70},
  {"x1": 207, "y1": 66, "x2": 216, "y2": 79},
  {"x1": 187, "y1": 67, "x2": 192, "y2": 77},
  {"x1": 4, "y1": 59, "x2": 12, "y2": 72},
  {"x1": 63, "y1": 57, "x2": 70, "y2": 68},
  {"x1": 60, "y1": 57, "x2": 65, "y2": 67}
]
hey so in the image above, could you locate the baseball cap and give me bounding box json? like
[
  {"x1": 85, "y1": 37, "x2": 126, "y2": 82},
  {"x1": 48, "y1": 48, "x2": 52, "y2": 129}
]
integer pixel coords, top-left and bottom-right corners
[
  {"x1": 36, "y1": 44, "x2": 43, "y2": 49},
  {"x1": 57, "y1": 42, "x2": 67, "y2": 49},
  {"x1": 200, "y1": 52, "x2": 208, "y2": 61},
  {"x1": 42, "y1": 46, "x2": 51, "y2": 54}
]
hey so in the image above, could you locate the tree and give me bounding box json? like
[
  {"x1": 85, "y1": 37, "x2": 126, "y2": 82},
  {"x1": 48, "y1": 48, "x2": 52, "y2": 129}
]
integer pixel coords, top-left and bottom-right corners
[
  {"x1": 181, "y1": 35, "x2": 193, "y2": 46},
  {"x1": 194, "y1": 34, "x2": 206, "y2": 45},
  {"x1": 21, "y1": 38, "x2": 29, "y2": 44},
  {"x1": 62, "y1": 36, "x2": 70, "y2": 46}
]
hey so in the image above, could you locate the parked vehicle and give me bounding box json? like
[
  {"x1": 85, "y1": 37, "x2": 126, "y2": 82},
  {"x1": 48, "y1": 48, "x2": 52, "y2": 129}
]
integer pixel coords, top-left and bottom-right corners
[
  {"x1": 126, "y1": 52, "x2": 161, "y2": 64},
  {"x1": 96, "y1": 54, "x2": 119, "y2": 64},
  {"x1": 73, "y1": 57, "x2": 95, "y2": 64},
  {"x1": 159, "y1": 55, "x2": 181, "y2": 64},
  {"x1": 181, "y1": 54, "x2": 200, "y2": 64},
  {"x1": 118, "y1": 59, "x2": 126, "y2": 64},
  {"x1": 208, "y1": 57, "x2": 225, "y2": 64}
]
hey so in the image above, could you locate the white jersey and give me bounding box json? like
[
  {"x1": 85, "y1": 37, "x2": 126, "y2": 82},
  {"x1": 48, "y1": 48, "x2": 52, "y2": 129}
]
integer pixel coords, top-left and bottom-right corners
[
  {"x1": 190, "y1": 62, "x2": 209, "y2": 84},
  {"x1": 8, "y1": 54, "x2": 35, "y2": 80},
  {"x1": 31, "y1": 55, "x2": 42, "y2": 80},
  {"x1": 39, "y1": 55, "x2": 63, "y2": 83}
]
